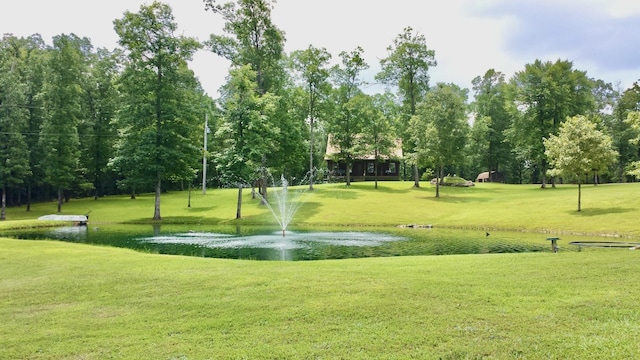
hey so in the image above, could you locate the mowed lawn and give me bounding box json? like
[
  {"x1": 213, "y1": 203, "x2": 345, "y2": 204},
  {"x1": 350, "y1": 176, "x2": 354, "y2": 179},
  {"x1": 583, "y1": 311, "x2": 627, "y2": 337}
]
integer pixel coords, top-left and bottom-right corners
[
  {"x1": 4, "y1": 181, "x2": 640, "y2": 236},
  {"x1": 1, "y1": 182, "x2": 640, "y2": 358}
]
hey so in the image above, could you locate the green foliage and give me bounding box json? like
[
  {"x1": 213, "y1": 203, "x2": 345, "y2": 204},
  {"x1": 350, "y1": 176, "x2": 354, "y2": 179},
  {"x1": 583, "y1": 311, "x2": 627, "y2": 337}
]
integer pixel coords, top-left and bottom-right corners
[
  {"x1": 470, "y1": 69, "x2": 513, "y2": 177},
  {"x1": 40, "y1": 34, "x2": 87, "y2": 211},
  {"x1": 326, "y1": 47, "x2": 369, "y2": 185},
  {"x1": 215, "y1": 65, "x2": 279, "y2": 186},
  {"x1": 204, "y1": 0, "x2": 285, "y2": 94},
  {"x1": 113, "y1": 2, "x2": 203, "y2": 219},
  {"x1": 545, "y1": 115, "x2": 618, "y2": 211},
  {"x1": 507, "y1": 59, "x2": 596, "y2": 185},
  {"x1": 411, "y1": 83, "x2": 469, "y2": 196},
  {"x1": 545, "y1": 115, "x2": 618, "y2": 182}
]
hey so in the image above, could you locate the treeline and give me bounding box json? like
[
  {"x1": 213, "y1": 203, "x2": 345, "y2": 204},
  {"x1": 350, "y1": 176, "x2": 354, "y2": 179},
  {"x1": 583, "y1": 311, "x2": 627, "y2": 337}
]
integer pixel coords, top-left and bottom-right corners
[{"x1": 1, "y1": 0, "x2": 640, "y2": 220}]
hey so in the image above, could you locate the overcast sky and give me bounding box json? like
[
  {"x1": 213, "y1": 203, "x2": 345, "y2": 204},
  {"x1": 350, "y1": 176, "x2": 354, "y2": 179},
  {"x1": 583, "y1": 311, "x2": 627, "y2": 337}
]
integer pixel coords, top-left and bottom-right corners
[{"x1": 2, "y1": 0, "x2": 640, "y2": 98}]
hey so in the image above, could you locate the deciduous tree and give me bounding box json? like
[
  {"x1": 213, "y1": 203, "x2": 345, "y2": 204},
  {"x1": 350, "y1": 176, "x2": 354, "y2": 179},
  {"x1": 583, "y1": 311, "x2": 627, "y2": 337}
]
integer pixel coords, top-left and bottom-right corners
[
  {"x1": 507, "y1": 59, "x2": 595, "y2": 187},
  {"x1": 410, "y1": 83, "x2": 468, "y2": 198},
  {"x1": 376, "y1": 26, "x2": 436, "y2": 187},
  {"x1": 544, "y1": 115, "x2": 617, "y2": 211},
  {"x1": 327, "y1": 47, "x2": 368, "y2": 186},
  {"x1": 114, "y1": 1, "x2": 202, "y2": 220},
  {"x1": 0, "y1": 35, "x2": 31, "y2": 219},
  {"x1": 40, "y1": 33, "x2": 86, "y2": 213},
  {"x1": 289, "y1": 45, "x2": 331, "y2": 190}
]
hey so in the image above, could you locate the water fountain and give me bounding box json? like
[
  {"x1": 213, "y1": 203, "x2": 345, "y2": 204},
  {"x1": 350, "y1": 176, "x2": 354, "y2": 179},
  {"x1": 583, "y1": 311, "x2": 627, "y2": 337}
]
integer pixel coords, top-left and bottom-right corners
[{"x1": 253, "y1": 175, "x2": 306, "y2": 237}]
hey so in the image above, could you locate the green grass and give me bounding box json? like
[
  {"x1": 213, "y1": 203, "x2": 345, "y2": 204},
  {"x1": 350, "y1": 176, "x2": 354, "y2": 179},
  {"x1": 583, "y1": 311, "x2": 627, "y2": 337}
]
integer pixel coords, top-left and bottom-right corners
[
  {"x1": 2, "y1": 182, "x2": 640, "y2": 358},
  {"x1": 1, "y1": 239, "x2": 639, "y2": 359},
  {"x1": 5, "y1": 181, "x2": 640, "y2": 237}
]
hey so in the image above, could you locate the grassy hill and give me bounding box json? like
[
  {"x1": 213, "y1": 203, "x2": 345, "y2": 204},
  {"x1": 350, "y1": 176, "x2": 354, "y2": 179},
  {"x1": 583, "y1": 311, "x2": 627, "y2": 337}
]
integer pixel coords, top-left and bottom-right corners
[
  {"x1": 4, "y1": 181, "x2": 640, "y2": 237},
  {"x1": 2, "y1": 181, "x2": 639, "y2": 358}
]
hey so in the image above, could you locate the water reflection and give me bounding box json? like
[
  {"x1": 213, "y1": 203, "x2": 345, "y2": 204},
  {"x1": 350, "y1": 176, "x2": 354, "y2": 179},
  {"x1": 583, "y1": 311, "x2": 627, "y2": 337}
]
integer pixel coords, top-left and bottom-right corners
[{"x1": 2, "y1": 224, "x2": 572, "y2": 261}]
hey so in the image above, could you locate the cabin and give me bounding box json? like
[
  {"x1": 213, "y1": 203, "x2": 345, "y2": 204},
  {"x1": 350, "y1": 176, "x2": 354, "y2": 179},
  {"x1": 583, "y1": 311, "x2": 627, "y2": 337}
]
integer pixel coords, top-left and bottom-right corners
[
  {"x1": 475, "y1": 170, "x2": 505, "y2": 183},
  {"x1": 324, "y1": 135, "x2": 403, "y2": 182}
]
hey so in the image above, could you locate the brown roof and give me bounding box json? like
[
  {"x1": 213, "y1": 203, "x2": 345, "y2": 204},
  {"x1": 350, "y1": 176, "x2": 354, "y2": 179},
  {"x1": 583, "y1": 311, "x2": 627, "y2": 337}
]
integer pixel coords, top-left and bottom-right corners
[{"x1": 324, "y1": 134, "x2": 403, "y2": 160}]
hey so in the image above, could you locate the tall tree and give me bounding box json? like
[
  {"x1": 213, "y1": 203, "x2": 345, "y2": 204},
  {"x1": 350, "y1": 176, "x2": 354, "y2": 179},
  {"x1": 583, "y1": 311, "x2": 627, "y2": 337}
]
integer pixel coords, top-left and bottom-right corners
[
  {"x1": 471, "y1": 69, "x2": 512, "y2": 178},
  {"x1": 214, "y1": 65, "x2": 278, "y2": 218},
  {"x1": 327, "y1": 47, "x2": 368, "y2": 186},
  {"x1": 410, "y1": 83, "x2": 468, "y2": 198},
  {"x1": 624, "y1": 111, "x2": 640, "y2": 179},
  {"x1": 0, "y1": 35, "x2": 32, "y2": 219},
  {"x1": 611, "y1": 82, "x2": 640, "y2": 181},
  {"x1": 544, "y1": 115, "x2": 617, "y2": 211},
  {"x1": 289, "y1": 45, "x2": 332, "y2": 190},
  {"x1": 506, "y1": 59, "x2": 595, "y2": 187},
  {"x1": 40, "y1": 33, "x2": 86, "y2": 213},
  {"x1": 376, "y1": 26, "x2": 436, "y2": 188},
  {"x1": 359, "y1": 93, "x2": 397, "y2": 189},
  {"x1": 21, "y1": 34, "x2": 48, "y2": 210},
  {"x1": 79, "y1": 47, "x2": 121, "y2": 200},
  {"x1": 114, "y1": 1, "x2": 202, "y2": 220},
  {"x1": 205, "y1": 0, "x2": 285, "y2": 95},
  {"x1": 205, "y1": 0, "x2": 286, "y2": 197}
]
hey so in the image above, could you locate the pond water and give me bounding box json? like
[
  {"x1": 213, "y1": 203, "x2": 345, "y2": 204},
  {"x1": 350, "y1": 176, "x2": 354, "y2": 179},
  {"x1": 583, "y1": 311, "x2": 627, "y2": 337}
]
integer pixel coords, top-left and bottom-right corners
[{"x1": 0, "y1": 224, "x2": 579, "y2": 261}]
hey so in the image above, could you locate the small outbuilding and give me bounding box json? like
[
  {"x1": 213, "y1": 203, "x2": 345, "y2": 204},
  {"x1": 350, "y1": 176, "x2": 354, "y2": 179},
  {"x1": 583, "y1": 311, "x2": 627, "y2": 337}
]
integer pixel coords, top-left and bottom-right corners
[{"x1": 475, "y1": 171, "x2": 504, "y2": 183}]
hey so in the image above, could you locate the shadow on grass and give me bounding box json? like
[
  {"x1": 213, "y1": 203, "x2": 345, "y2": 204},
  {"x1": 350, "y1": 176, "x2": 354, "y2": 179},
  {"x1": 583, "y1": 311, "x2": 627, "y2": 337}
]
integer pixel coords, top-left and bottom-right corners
[
  {"x1": 569, "y1": 207, "x2": 635, "y2": 216},
  {"x1": 123, "y1": 216, "x2": 227, "y2": 224},
  {"x1": 185, "y1": 206, "x2": 216, "y2": 213},
  {"x1": 314, "y1": 187, "x2": 361, "y2": 200}
]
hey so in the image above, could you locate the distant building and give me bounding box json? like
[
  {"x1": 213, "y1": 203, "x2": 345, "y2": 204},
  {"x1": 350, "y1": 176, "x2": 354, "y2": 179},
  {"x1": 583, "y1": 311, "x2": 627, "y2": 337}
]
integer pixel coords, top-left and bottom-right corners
[
  {"x1": 476, "y1": 171, "x2": 505, "y2": 183},
  {"x1": 324, "y1": 135, "x2": 403, "y2": 182}
]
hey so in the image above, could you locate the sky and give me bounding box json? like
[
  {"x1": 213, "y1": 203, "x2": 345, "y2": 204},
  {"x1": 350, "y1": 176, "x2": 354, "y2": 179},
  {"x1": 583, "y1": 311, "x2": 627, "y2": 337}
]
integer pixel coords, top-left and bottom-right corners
[{"x1": 2, "y1": 0, "x2": 640, "y2": 99}]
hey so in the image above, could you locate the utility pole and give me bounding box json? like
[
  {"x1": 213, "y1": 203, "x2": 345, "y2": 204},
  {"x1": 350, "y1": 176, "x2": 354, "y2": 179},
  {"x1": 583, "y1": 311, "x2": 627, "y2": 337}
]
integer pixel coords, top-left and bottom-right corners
[{"x1": 202, "y1": 112, "x2": 209, "y2": 195}]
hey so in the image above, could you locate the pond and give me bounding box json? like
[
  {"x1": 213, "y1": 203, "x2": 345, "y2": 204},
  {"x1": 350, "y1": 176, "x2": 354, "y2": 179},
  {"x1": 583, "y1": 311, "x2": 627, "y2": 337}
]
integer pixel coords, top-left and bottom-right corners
[{"x1": 0, "y1": 223, "x2": 591, "y2": 261}]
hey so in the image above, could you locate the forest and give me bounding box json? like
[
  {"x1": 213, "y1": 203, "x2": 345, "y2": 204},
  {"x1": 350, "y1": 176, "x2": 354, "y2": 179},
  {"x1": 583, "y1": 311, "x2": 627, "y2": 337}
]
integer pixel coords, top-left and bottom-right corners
[{"x1": 1, "y1": 0, "x2": 640, "y2": 220}]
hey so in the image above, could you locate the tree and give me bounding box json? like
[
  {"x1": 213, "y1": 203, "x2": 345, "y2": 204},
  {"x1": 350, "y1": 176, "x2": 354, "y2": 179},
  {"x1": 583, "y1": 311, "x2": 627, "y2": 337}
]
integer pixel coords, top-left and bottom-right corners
[
  {"x1": 471, "y1": 69, "x2": 513, "y2": 178},
  {"x1": 205, "y1": 0, "x2": 286, "y2": 197},
  {"x1": 327, "y1": 47, "x2": 368, "y2": 186},
  {"x1": 507, "y1": 59, "x2": 595, "y2": 187},
  {"x1": 114, "y1": 1, "x2": 202, "y2": 220},
  {"x1": 40, "y1": 33, "x2": 86, "y2": 213},
  {"x1": 214, "y1": 65, "x2": 278, "y2": 219},
  {"x1": 359, "y1": 93, "x2": 397, "y2": 189},
  {"x1": 205, "y1": 0, "x2": 285, "y2": 95},
  {"x1": 410, "y1": 83, "x2": 468, "y2": 198},
  {"x1": 289, "y1": 45, "x2": 331, "y2": 190},
  {"x1": 0, "y1": 35, "x2": 32, "y2": 219},
  {"x1": 611, "y1": 82, "x2": 640, "y2": 181},
  {"x1": 376, "y1": 26, "x2": 436, "y2": 187},
  {"x1": 624, "y1": 111, "x2": 640, "y2": 179},
  {"x1": 544, "y1": 115, "x2": 617, "y2": 211},
  {"x1": 20, "y1": 34, "x2": 48, "y2": 210},
  {"x1": 79, "y1": 47, "x2": 120, "y2": 200}
]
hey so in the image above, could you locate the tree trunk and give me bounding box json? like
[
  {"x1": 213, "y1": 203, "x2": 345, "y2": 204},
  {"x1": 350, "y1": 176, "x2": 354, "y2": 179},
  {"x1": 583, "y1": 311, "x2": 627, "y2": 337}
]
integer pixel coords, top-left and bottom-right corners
[
  {"x1": 346, "y1": 160, "x2": 352, "y2": 186},
  {"x1": 413, "y1": 164, "x2": 420, "y2": 188},
  {"x1": 26, "y1": 184, "x2": 31, "y2": 212},
  {"x1": 435, "y1": 166, "x2": 442, "y2": 198},
  {"x1": 153, "y1": 176, "x2": 161, "y2": 220},
  {"x1": 374, "y1": 158, "x2": 379, "y2": 190},
  {"x1": 260, "y1": 157, "x2": 268, "y2": 205},
  {"x1": 540, "y1": 159, "x2": 547, "y2": 188},
  {"x1": 57, "y1": 188, "x2": 63, "y2": 213},
  {"x1": 309, "y1": 116, "x2": 314, "y2": 191},
  {"x1": 577, "y1": 182, "x2": 582, "y2": 212},
  {"x1": 1, "y1": 187, "x2": 6, "y2": 220},
  {"x1": 236, "y1": 183, "x2": 243, "y2": 219}
]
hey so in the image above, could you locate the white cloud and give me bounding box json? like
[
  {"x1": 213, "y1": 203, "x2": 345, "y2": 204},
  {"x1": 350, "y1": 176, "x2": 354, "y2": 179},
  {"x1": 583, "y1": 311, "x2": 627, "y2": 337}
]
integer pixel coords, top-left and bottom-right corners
[{"x1": 2, "y1": 0, "x2": 638, "y2": 98}]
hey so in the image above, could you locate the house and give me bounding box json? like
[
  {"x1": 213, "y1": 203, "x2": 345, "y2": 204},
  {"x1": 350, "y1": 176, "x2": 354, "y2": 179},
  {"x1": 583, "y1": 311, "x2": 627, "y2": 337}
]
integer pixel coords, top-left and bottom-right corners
[
  {"x1": 324, "y1": 135, "x2": 403, "y2": 182},
  {"x1": 475, "y1": 170, "x2": 505, "y2": 183}
]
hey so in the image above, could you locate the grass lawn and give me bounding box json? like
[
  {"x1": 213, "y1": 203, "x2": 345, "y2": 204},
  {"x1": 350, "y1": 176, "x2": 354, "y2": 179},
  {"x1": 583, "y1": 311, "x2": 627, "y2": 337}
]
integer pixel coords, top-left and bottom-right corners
[
  {"x1": 3, "y1": 181, "x2": 640, "y2": 236},
  {"x1": 1, "y1": 181, "x2": 640, "y2": 358}
]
